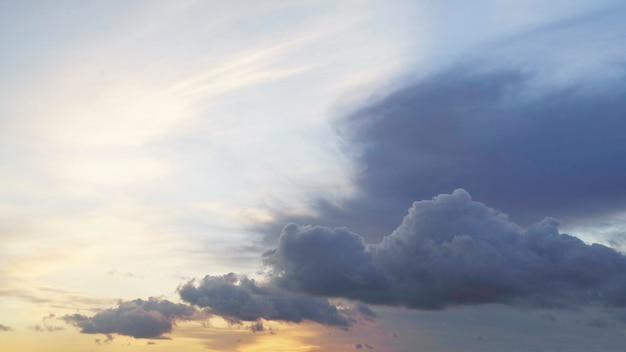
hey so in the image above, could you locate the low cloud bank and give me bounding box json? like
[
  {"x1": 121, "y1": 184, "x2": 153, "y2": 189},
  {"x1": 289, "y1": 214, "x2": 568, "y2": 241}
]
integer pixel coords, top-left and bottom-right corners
[{"x1": 265, "y1": 190, "x2": 626, "y2": 309}]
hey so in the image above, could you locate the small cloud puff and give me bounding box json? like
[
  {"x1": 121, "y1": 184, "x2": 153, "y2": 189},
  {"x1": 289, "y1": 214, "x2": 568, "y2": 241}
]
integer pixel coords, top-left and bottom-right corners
[{"x1": 63, "y1": 298, "x2": 196, "y2": 338}]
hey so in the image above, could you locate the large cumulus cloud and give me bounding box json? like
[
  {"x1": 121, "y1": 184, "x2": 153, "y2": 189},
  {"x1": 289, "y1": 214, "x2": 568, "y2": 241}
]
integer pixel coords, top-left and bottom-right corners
[
  {"x1": 178, "y1": 273, "x2": 351, "y2": 327},
  {"x1": 62, "y1": 298, "x2": 196, "y2": 338},
  {"x1": 264, "y1": 190, "x2": 626, "y2": 310}
]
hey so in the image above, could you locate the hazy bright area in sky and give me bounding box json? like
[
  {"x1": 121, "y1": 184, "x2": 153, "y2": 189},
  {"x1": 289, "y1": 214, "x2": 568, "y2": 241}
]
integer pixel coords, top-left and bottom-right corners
[{"x1": 3, "y1": 1, "x2": 626, "y2": 351}]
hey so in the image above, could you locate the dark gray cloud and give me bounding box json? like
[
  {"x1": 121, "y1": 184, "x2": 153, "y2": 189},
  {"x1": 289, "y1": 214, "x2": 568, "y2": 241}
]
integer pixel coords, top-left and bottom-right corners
[
  {"x1": 178, "y1": 273, "x2": 350, "y2": 328},
  {"x1": 257, "y1": 10, "x2": 626, "y2": 242},
  {"x1": 62, "y1": 298, "x2": 196, "y2": 339},
  {"x1": 249, "y1": 321, "x2": 265, "y2": 332},
  {"x1": 537, "y1": 312, "x2": 557, "y2": 322},
  {"x1": 0, "y1": 287, "x2": 116, "y2": 311},
  {"x1": 355, "y1": 303, "x2": 376, "y2": 318},
  {"x1": 0, "y1": 324, "x2": 11, "y2": 332},
  {"x1": 264, "y1": 190, "x2": 626, "y2": 310}
]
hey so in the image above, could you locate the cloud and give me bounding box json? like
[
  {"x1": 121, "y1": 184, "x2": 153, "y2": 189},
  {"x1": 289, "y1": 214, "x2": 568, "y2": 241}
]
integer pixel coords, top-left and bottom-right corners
[
  {"x1": 0, "y1": 286, "x2": 117, "y2": 311},
  {"x1": 264, "y1": 190, "x2": 626, "y2": 310},
  {"x1": 31, "y1": 314, "x2": 65, "y2": 332},
  {"x1": 108, "y1": 268, "x2": 142, "y2": 279},
  {"x1": 256, "y1": 10, "x2": 626, "y2": 242},
  {"x1": 31, "y1": 324, "x2": 64, "y2": 333},
  {"x1": 0, "y1": 324, "x2": 12, "y2": 332},
  {"x1": 538, "y1": 312, "x2": 557, "y2": 322},
  {"x1": 249, "y1": 321, "x2": 265, "y2": 332},
  {"x1": 585, "y1": 318, "x2": 608, "y2": 328},
  {"x1": 355, "y1": 303, "x2": 376, "y2": 318},
  {"x1": 95, "y1": 335, "x2": 113, "y2": 345},
  {"x1": 48, "y1": 8, "x2": 626, "y2": 340},
  {"x1": 62, "y1": 298, "x2": 196, "y2": 339},
  {"x1": 178, "y1": 273, "x2": 350, "y2": 328}
]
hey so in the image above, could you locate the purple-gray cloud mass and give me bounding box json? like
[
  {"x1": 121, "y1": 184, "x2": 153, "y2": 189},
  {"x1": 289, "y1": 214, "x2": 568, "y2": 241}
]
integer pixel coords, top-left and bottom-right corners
[
  {"x1": 62, "y1": 191, "x2": 626, "y2": 336},
  {"x1": 178, "y1": 273, "x2": 351, "y2": 328},
  {"x1": 31, "y1": 314, "x2": 65, "y2": 333},
  {"x1": 62, "y1": 298, "x2": 196, "y2": 339},
  {"x1": 256, "y1": 9, "x2": 626, "y2": 242},
  {"x1": 264, "y1": 190, "x2": 626, "y2": 310}
]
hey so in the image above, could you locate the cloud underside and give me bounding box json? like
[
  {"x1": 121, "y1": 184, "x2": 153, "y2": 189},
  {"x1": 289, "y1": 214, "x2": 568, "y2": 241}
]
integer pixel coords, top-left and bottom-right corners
[{"x1": 259, "y1": 53, "x2": 626, "y2": 241}]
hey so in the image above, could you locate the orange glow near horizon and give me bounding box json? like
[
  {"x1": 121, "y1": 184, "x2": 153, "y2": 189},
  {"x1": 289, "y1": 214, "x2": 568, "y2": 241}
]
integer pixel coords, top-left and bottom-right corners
[{"x1": 0, "y1": 314, "x2": 393, "y2": 352}]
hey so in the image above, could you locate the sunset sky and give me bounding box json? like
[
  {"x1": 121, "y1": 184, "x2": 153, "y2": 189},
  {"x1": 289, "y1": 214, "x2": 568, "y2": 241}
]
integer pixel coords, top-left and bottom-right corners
[{"x1": 2, "y1": 1, "x2": 626, "y2": 351}]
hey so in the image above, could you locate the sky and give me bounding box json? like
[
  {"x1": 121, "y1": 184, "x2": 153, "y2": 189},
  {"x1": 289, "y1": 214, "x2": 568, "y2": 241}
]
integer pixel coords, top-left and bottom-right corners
[{"x1": 2, "y1": 1, "x2": 626, "y2": 351}]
